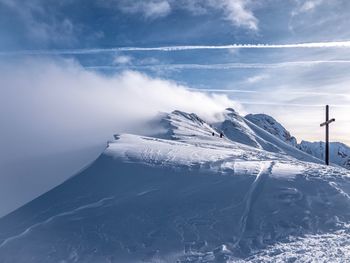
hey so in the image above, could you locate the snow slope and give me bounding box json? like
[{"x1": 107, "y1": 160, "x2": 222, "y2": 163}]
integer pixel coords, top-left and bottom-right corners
[{"x1": 0, "y1": 110, "x2": 350, "y2": 262}]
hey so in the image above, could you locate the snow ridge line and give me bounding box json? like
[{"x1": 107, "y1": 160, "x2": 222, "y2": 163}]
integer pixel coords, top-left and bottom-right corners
[
  {"x1": 234, "y1": 161, "x2": 275, "y2": 247},
  {"x1": 0, "y1": 197, "x2": 114, "y2": 249}
]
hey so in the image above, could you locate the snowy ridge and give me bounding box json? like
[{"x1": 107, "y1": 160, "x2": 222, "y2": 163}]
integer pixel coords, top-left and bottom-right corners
[
  {"x1": 0, "y1": 109, "x2": 350, "y2": 262},
  {"x1": 107, "y1": 109, "x2": 321, "y2": 169}
]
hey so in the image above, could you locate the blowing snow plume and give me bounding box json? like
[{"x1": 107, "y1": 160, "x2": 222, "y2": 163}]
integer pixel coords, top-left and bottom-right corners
[{"x1": 0, "y1": 57, "x2": 238, "y2": 217}]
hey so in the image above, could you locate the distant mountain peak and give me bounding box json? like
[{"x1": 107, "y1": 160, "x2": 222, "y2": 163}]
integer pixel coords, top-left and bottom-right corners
[
  {"x1": 298, "y1": 141, "x2": 350, "y2": 169},
  {"x1": 245, "y1": 113, "x2": 350, "y2": 170}
]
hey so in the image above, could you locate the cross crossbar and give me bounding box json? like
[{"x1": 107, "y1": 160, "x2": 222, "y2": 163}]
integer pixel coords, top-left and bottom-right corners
[{"x1": 320, "y1": 118, "x2": 335, "y2": 127}]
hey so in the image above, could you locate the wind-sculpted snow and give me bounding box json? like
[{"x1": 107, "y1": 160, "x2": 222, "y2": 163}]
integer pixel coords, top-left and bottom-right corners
[
  {"x1": 0, "y1": 109, "x2": 350, "y2": 262},
  {"x1": 105, "y1": 134, "x2": 279, "y2": 174}
]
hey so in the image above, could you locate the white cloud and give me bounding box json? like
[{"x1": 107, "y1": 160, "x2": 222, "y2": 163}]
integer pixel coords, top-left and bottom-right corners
[
  {"x1": 0, "y1": 57, "x2": 239, "y2": 216},
  {"x1": 0, "y1": 0, "x2": 77, "y2": 44},
  {"x1": 0, "y1": 58, "x2": 237, "y2": 158},
  {"x1": 210, "y1": 0, "x2": 258, "y2": 31},
  {"x1": 292, "y1": 0, "x2": 324, "y2": 15},
  {"x1": 113, "y1": 55, "x2": 133, "y2": 65},
  {"x1": 246, "y1": 73, "x2": 270, "y2": 83},
  {"x1": 143, "y1": 0, "x2": 171, "y2": 18},
  {"x1": 139, "y1": 57, "x2": 160, "y2": 65},
  {"x1": 117, "y1": 0, "x2": 171, "y2": 19},
  {"x1": 113, "y1": 0, "x2": 258, "y2": 30},
  {"x1": 300, "y1": 0, "x2": 323, "y2": 12}
]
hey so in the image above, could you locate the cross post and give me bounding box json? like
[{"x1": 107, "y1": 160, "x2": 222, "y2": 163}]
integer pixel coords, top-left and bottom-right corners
[{"x1": 320, "y1": 105, "x2": 335, "y2": 165}]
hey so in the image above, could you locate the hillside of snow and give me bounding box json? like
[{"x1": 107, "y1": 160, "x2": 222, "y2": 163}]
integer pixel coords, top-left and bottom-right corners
[{"x1": 0, "y1": 109, "x2": 350, "y2": 262}]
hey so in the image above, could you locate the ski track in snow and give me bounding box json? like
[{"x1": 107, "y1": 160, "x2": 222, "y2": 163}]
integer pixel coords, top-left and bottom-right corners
[
  {"x1": 329, "y1": 181, "x2": 350, "y2": 200},
  {"x1": 235, "y1": 161, "x2": 275, "y2": 246},
  {"x1": 0, "y1": 197, "x2": 114, "y2": 249}
]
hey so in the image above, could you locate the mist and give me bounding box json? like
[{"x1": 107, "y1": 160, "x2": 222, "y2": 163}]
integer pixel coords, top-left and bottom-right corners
[{"x1": 0, "y1": 57, "x2": 238, "y2": 217}]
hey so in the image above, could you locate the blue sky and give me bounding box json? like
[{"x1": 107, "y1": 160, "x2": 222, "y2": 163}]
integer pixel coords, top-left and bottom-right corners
[
  {"x1": 1, "y1": 0, "x2": 350, "y2": 216},
  {"x1": 1, "y1": 0, "x2": 350, "y2": 143}
]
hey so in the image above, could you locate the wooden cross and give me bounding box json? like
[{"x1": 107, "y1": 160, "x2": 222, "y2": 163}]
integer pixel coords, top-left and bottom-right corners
[{"x1": 320, "y1": 105, "x2": 335, "y2": 165}]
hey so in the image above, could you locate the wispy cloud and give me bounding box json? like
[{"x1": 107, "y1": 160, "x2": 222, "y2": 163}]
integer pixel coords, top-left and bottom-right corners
[
  {"x1": 186, "y1": 0, "x2": 258, "y2": 31},
  {"x1": 0, "y1": 0, "x2": 77, "y2": 45},
  {"x1": 116, "y1": 0, "x2": 171, "y2": 19},
  {"x1": 111, "y1": 0, "x2": 258, "y2": 30},
  {"x1": 113, "y1": 55, "x2": 133, "y2": 65},
  {"x1": 245, "y1": 74, "x2": 270, "y2": 83},
  {"x1": 215, "y1": 0, "x2": 258, "y2": 31},
  {"x1": 292, "y1": 0, "x2": 324, "y2": 15}
]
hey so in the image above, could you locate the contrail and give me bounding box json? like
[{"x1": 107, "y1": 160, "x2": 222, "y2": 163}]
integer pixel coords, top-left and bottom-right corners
[
  {"x1": 187, "y1": 88, "x2": 259, "y2": 93},
  {"x1": 86, "y1": 60, "x2": 350, "y2": 70},
  {"x1": 2, "y1": 41, "x2": 350, "y2": 55},
  {"x1": 188, "y1": 88, "x2": 349, "y2": 97},
  {"x1": 237, "y1": 101, "x2": 350, "y2": 108}
]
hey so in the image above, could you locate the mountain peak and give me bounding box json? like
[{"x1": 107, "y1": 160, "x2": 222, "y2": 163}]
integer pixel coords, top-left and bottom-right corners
[
  {"x1": 245, "y1": 113, "x2": 298, "y2": 147},
  {"x1": 225, "y1": 107, "x2": 237, "y2": 113},
  {"x1": 171, "y1": 110, "x2": 205, "y2": 125}
]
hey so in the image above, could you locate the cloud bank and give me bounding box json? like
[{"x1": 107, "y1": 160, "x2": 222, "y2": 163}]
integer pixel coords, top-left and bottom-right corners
[
  {"x1": 0, "y1": 57, "x2": 238, "y2": 216},
  {"x1": 0, "y1": 57, "x2": 238, "y2": 164}
]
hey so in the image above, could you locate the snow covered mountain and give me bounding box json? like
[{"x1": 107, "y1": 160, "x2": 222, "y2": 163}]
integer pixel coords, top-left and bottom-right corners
[
  {"x1": 299, "y1": 141, "x2": 350, "y2": 170},
  {"x1": 0, "y1": 109, "x2": 350, "y2": 262},
  {"x1": 246, "y1": 113, "x2": 350, "y2": 170},
  {"x1": 219, "y1": 109, "x2": 317, "y2": 163}
]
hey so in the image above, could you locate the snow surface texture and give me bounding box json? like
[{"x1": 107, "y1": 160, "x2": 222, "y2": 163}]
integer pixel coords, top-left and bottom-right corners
[
  {"x1": 247, "y1": 113, "x2": 350, "y2": 170},
  {"x1": 0, "y1": 109, "x2": 350, "y2": 262}
]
